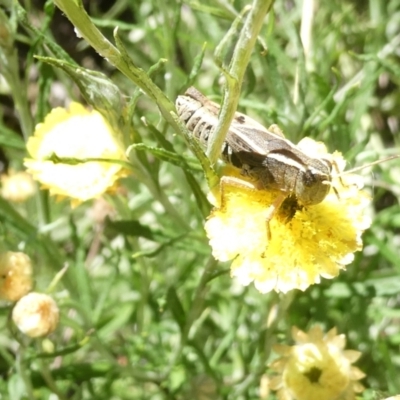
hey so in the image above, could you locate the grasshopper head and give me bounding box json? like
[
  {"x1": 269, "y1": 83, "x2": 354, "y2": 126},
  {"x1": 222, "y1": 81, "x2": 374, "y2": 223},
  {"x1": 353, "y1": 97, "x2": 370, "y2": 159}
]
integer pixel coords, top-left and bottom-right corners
[{"x1": 296, "y1": 158, "x2": 332, "y2": 206}]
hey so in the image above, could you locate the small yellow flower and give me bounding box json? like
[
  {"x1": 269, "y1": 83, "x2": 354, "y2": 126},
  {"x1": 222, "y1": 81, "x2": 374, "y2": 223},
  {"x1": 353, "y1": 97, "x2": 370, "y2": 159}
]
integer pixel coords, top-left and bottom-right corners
[
  {"x1": 0, "y1": 251, "x2": 33, "y2": 301},
  {"x1": 269, "y1": 326, "x2": 365, "y2": 400},
  {"x1": 1, "y1": 170, "x2": 36, "y2": 202},
  {"x1": 205, "y1": 139, "x2": 371, "y2": 293},
  {"x1": 12, "y1": 292, "x2": 59, "y2": 337},
  {"x1": 24, "y1": 103, "x2": 127, "y2": 205}
]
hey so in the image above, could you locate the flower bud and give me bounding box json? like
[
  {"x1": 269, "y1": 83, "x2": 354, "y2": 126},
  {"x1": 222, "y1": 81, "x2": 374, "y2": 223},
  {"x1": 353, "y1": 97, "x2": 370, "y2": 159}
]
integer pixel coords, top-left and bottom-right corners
[
  {"x1": 12, "y1": 292, "x2": 59, "y2": 338},
  {"x1": 0, "y1": 252, "x2": 33, "y2": 301},
  {"x1": 1, "y1": 171, "x2": 36, "y2": 203}
]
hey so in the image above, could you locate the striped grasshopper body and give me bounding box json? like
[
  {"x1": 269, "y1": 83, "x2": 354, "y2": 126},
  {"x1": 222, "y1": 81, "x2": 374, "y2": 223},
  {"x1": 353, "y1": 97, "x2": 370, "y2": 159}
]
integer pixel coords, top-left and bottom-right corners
[{"x1": 176, "y1": 87, "x2": 333, "y2": 207}]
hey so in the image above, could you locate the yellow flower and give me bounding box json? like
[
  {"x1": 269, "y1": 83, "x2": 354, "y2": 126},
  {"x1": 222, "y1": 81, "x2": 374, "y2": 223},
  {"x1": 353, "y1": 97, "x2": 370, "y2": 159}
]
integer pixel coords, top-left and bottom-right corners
[
  {"x1": 24, "y1": 103, "x2": 127, "y2": 205},
  {"x1": 0, "y1": 251, "x2": 33, "y2": 301},
  {"x1": 204, "y1": 138, "x2": 371, "y2": 293},
  {"x1": 1, "y1": 170, "x2": 36, "y2": 202},
  {"x1": 269, "y1": 326, "x2": 365, "y2": 400},
  {"x1": 12, "y1": 292, "x2": 59, "y2": 337}
]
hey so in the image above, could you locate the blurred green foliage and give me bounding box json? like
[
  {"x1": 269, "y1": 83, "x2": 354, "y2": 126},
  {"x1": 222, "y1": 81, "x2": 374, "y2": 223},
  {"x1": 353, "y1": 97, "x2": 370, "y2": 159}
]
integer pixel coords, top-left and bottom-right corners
[{"x1": 0, "y1": 0, "x2": 400, "y2": 399}]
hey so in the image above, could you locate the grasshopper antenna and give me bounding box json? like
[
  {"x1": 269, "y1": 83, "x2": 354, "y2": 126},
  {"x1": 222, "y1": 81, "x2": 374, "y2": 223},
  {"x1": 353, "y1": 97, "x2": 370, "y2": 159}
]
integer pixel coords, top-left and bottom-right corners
[{"x1": 334, "y1": 154, "x2": 400, "y2": 177}]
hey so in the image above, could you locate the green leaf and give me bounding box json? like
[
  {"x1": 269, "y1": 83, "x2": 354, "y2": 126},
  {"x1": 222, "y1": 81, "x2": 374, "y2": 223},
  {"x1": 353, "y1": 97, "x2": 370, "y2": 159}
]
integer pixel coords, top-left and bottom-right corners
[
  {"x1": 34, "y1": 56, "x2": 126, "y2": 132},
  {"x1": 167, "y1": 287, "x2": 186, "y2": 331},
  {"x1": 263, "y1": 38, "x2": 296, "y2": 117},
  {"x1": 183, "y1": 42, "x2": 207, "y2": 90},
  {"x1": 130, "y1": 143, "x2": 202, "y2": 172},
  {"x1": 0, "y1": 125, "x2": 25, "y2": 150},
  {"x1": 31, "y1": 362, "x2": 114, "y2": 387},
  {"x1": 36, "y1": 62, "x2": 53, "y2": 122},
  {"x1": 106, "y1": 219, "x2": 168, "y2": 241},
  {"x1": 366, "y1": 235, "x2": 400, "y2": 270},
  {"x1": 97, "y1": 302, "x2": 136, "y2": 339}
]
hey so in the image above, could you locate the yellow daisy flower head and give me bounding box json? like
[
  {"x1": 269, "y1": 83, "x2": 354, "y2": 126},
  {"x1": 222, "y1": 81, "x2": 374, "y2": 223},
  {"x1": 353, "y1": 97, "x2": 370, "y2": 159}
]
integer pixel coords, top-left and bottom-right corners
[
  {"x1": 269, "y1": 326, "x2": 365, "y2": 400},
  {"x1": 205, "y1": 138, "x2": 371, "y2": 293},
  {"x1": 24, "y1": 102, "x2": 127, "y2": 205}
]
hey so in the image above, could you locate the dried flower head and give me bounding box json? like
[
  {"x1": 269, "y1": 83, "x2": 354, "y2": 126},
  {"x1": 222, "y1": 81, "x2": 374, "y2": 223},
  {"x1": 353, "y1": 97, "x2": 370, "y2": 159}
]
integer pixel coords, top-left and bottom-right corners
[
  {"x1": 269, "y1": 326, "x2": 365, "y2": 400},
  {"x1": 205, "y1": 138, "x2": 371, "y2": 293},
  {"x1": 1, "y1": 170, "x2": 36, "y2": 202},
  {"x1": 0, "y1": 251, "x2": 33, "y2": 301},
  {"x1": 24, "y1": 102, "x2": 127, "y2": 206},
  {"x1": 12, "y1": 292, "x2": 59, "y2": 337}
]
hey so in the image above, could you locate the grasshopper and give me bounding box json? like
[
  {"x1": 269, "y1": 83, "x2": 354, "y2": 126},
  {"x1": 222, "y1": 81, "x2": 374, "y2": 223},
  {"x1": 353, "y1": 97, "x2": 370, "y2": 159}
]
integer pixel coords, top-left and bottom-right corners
[
  {"x1": 176, "y1": 87, "x2": 333, "y2": 204},
  {"x1": 175, "y1": 87, "x2": 398, "y2": 235}
]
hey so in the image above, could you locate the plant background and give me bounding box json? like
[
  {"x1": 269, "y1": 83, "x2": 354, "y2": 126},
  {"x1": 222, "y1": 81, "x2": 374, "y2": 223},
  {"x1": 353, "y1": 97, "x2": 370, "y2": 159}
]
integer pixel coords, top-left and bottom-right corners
[{"x1": 0, "y1": 0, "x2": 400, "y2": 399}]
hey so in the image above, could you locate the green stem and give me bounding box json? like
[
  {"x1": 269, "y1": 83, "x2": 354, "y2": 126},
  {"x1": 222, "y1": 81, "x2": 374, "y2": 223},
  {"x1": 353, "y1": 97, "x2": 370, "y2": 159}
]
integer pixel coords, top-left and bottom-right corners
[
  {"x1": 234, "y1": 291, "x2": 295, "y2": 395},
  {"x1": 37, "y1": 359, "x2": 68, "y2": 400},
  {"x1": 133, "y1": 238, "x2": 150, "y2": 333},
  {"x1": 184, "y1": 257, "x2": 219, "y2": 336},
  {"x1": 1, "y1": 4, "x2": 50, "y2": 228},
  {"x1": 206, "y1": 0, "x2": 274, "y2": 164},
  {"x1": 16, "y1": 351, "x2": 35, "y2": 400},
  {"x1": 47, "y1": 155, "x2": 134, "y2": 170},
  {"x1": 162, "y1": 257, "x2": 218, "y2": 379},
  {"x1": 132, "y1": 158, "x2": 190, "y2": 231},
  {"x1": 0, "y1": 45, "x2": 33, "y2": 141}
]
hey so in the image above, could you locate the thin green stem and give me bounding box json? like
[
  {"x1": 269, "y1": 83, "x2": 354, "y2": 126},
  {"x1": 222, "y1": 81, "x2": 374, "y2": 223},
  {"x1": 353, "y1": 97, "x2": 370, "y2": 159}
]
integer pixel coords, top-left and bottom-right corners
[
  {"x1": 163, "y1": 256, "x2": 218, "y2": 378},
  {"x1": 130, "y1": 237, "x2": 150, "y2": 333},
  {"x1": 46, "y1": 155, "x2": 134, "y2": 170},
  {"x1": 1, "y1": 4, "x2": 49, "y2": 229},
  {"x1": 234, "y1": 292, "x2": 295, "y2": 395},
  {"x1": 37, "y1": 360, "x2": 68, "y2": 400},
  {"x1": 184, "y1": 257, "x2": 219, "y2": 334},
  {"x1": 0, "y1": 49, "x2": 33, "y2": 141},
  {"x1": 16, "y1": 351, "x2": 35, "y2": 400},
  {"x1": 206, "y1": 0, "x2": 274, "y2": 164},
  {"x1": 132, "y1": 158, "x2": 190, "y2": 231}
]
